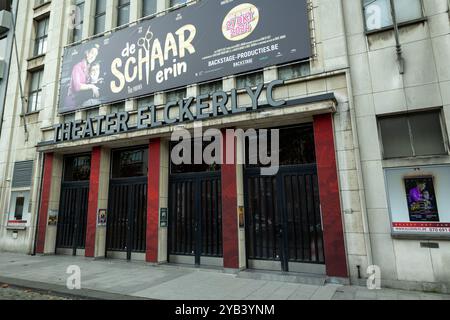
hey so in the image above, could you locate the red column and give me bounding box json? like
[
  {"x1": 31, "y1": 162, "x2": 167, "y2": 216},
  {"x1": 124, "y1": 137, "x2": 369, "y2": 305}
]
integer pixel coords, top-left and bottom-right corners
[
  {"x1": 313, "y1": 114, "x2": 348, "y2": 278},
  {"x1": 146, "y1": 138, "x2": 161, "y2": 263},
  {"x1": 85, "y1": 147, "x2": 101, "y2": 258},
  {"x1": 36, "y1": 153, "x2": 53, "y2": 254},
  {"x1": 221, "y1": 130, "x2": 239, "y2": 269}
]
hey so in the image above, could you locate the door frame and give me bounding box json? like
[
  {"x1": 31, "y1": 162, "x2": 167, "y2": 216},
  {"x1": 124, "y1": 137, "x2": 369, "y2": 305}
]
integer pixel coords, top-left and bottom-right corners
[
  {"x1": 106, "y1": 176, "x2": 148, "y2": 260},
  {"x1": 55, "y1": 180, "x2": 90, "y2": 256},
  {"x1": 168, "y1": 170, "x2": 222, "y2": 266},
  {"x1": 244, "y1": 163, "x2": 324, "y2": 272},
  {"x1": 55, "y1": 153, "x2": 91, "y2": 257}
]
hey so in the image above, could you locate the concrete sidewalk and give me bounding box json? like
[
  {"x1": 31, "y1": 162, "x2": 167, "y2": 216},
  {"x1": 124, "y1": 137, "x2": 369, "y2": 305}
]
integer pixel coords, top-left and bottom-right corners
[{"x1": 0, "y1": 253, "x2": 448, "y2": 300}]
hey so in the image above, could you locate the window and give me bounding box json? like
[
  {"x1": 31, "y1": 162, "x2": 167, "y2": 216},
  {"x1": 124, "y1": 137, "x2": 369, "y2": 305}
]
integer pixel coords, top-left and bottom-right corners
[
  {"x1": 378, "y1": 111, "x2": 447, "y2": 159},
  {"x1": 245, "y1": 125, "x2": 316, "y2": 168},
  {"x1": 117, "y1": 0, "x2": 130, "y2": 27},
  {"x1": 63, "y1": 155, "x2": 91, "y2": 182},
  {"x1": 166, "y1": 88, "x2": 186, "y2": 102},
  {"x1": 137, "y1": 95, "x2": 154, "y2": 109},
  {"x1": 236, "y1": 72, "x2": 264, "y2": 89},
  {"x1": 199, "y1": 80, "x2": 223, "y2": 96},
  {"x1": 170, "y1": 0, "x2": 187, "y2": 7},
  {"x1": 363, "y1": 0, "x2": 423, "y2": 32},
  {"x1": 94, "y1": 0, "x2": 106, "y2": 35},
  {"x1": 34, "y1": 17, "x2": 49, "y2": 56},
  {"x1": 34, "y1": 0, "x2": 47, "y2": 7},
  {"x1": 64, "y1": 113, "x2": 76, "y2": 123},
  {"x1": 0, "y1": 0, "x2": 12, "y2": 11},
  {"x1": 8, "y1": 191, "x2": 30, "y2": 222},
  {"x1": 112, "y1": 148, "x2": 148, "y2": 178},
  {"x1": 278, "y1": 62, "x2": 311, "y2": 81},
  {"x1": 142, "y1": 0, "x2": 157, "y2": 17},
  {"x1": 170, "y1": 139, "x2": 220, "y2": 174},
  {"x1": 110, "y1": 102, "x2": 125, "y2": 113},
  {"x1": 72, "y1": 0, "x2": 85, "y2": 43},
  {"x1": 86, "y1": 108, "x2": 99, "y2": 119},
  {"x1": 14, "y1": 197, "x2": 25, "y2": 221},
  {"x1": 27, "y1": 69, "x2": 44, "y2": 113}
]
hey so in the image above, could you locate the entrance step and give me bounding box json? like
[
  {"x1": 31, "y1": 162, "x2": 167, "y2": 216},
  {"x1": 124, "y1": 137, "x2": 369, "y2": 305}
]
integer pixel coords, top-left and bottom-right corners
[{"x1": 236, "y1": 269, "x2": 327, "y2": 286}]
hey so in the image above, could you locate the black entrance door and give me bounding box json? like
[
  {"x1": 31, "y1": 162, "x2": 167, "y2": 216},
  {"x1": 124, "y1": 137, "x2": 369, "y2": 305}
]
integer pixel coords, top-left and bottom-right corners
[
  {"x1": 244, "y1": 125, "x2": 325, "y2": 272},
  {"x1": 56, "y1": 155, "x2": 91, "y2": 256},
  {"x1": 245, "y1": 165, "x2": 324, "y2": 271},
  {"x1": 106, "y1": 178, "x2": 147, "y2": 260},
  {"x1": 106, "y1": 147, "x2": 148, "y2": 260},
  {"x1": 168, "y1": 172, "x2": 223, "y2": 264}
]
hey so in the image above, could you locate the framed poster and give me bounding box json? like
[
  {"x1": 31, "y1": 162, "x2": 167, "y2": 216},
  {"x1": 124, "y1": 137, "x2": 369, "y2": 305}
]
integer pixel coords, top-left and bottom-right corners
[
  {"x1": 404, "y1": 176, "x2": 439, "y2": 222},
  {"x1": 48, "y1": 210, "x2": 58, "y2": 226},
  {"x1": 160, "y1": 208, "x2": 168, "y2": 228},
  {"x1": 97, "y1": 209, "x2": 107, "y2": 227},
  {"x1": 385, "y1": 165, "x2": 450, "y2": 238}
]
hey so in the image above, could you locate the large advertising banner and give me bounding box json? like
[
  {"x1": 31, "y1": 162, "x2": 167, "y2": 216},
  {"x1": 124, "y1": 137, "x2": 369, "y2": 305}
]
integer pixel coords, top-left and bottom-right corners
[
  {"x1": 58, "y1": 0, "x2": 311, "y2": 114},
  {"x1": 385, "y1": 165, "x2": 450, "y2": 238}
]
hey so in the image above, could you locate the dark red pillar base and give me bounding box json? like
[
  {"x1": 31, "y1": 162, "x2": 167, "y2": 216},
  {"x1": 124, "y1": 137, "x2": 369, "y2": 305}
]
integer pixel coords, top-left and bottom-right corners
[
  {"x1": 85, "y1": 147, "x2": 101, "y2": 258},
  {"x1": 313, "y1": 114, "x2": 348, "y2": 278},
  {"x1": 146, "y1": 138, "x2": 161, "y2": 263},
  {"x1": 36, "y1": 153, "x2": 53, "y2": 254},
  {"x1": 221, "y1": 130, "x2": 239, "y2": 269}
]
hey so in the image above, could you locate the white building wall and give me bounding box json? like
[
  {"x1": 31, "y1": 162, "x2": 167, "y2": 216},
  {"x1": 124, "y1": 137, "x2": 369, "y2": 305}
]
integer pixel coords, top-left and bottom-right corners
[{"x1": 343, "y1": 0, "x2": 450, "y2": 290}]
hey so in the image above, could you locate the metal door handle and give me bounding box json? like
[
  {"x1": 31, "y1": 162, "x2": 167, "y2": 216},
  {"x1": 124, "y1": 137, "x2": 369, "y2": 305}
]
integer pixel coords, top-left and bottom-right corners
[{"x1": 276, "y1": 225, "x2": 283, "y2": 237}]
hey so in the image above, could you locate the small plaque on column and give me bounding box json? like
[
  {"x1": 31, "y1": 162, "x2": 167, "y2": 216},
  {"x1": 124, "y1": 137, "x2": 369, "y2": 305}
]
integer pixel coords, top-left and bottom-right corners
[{"x1": 160, "y1": 208, "x2": 168, "y2": 228}]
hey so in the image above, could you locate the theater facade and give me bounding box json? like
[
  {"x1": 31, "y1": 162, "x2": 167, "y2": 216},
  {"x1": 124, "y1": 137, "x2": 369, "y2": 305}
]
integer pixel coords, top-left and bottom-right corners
[{"x1": 1, "y1": 0, "x2": 449, "y2": 290}]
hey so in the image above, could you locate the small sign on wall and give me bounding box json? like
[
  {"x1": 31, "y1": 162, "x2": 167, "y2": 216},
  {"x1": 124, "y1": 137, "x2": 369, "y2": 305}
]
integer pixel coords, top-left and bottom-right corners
[
  {"x1": 97, "y1": 209, "x2": 107, "y2": 227},
  {"x1": 238, "y1": 206, "x2": 245, "y2": 228},
  {"x1": 48, "y1": 210, "x2": 58, "y2": 226},
  {"x1": 160, "y1": 208, "x2": 168, "y2": 228},
  {"x1": 6, "y1": 220, "x2": 27, "y2": 230},
  {"x1": 385, "y1": 165, "x2": 450, "y2": 238}
]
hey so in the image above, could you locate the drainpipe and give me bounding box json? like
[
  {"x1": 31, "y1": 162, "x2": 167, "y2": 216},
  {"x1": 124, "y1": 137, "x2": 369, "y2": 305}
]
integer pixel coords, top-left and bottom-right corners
[
  {"x1": 10, "y1": 0, "x2": 29, "y2": 142},
  {"x1": 389, "y1": 0, "x2": 405, "y2": 74},
  {"x1": 0, "y1": 0, "x2": 18, "y2": 136}
]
